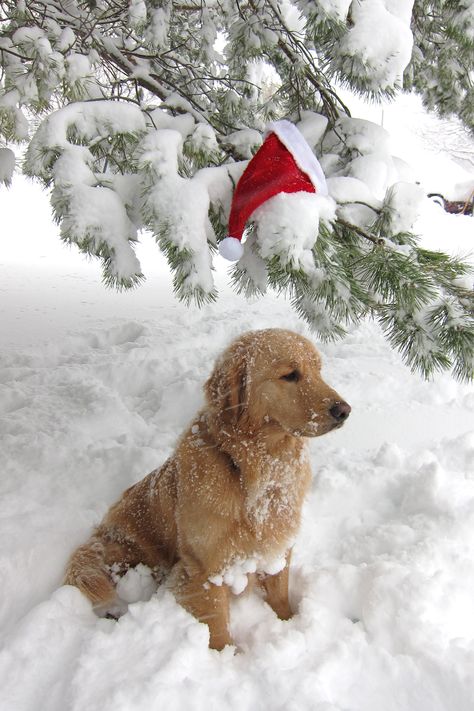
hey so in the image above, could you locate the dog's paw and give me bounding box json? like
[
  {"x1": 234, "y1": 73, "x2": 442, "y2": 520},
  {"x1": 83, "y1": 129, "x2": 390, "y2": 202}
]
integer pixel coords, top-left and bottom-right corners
[{"x1": 94, "y1": 598, "x2": 128, "y2": 620}]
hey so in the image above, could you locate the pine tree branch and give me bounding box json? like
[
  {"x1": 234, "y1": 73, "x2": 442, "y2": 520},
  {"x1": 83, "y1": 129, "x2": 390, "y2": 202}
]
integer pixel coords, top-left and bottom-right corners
[
  {"x1": 0, "y1": 46, "x2": 30, "y2": 62},
  {"x1": 335, "y1": 218, "x2": 385, "y2": 245},
  {"x1": 264, "y1": 0, "x2": 351, "y2": 118}
]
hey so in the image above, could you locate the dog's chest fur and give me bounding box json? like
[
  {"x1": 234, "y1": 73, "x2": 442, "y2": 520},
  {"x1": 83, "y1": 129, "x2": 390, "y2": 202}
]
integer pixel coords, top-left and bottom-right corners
[
  {"x1": 176, "y1": 422, "x2": 312, "y2": 573},
  {"x1": 243, "y1": 445, "x2": 309, "y2": 535}
]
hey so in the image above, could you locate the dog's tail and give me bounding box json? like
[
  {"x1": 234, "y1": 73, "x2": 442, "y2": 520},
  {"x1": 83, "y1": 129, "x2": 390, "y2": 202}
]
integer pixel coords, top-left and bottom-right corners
[{"x1": 64, "y1": 537, "x2": 116, "y2": 606}]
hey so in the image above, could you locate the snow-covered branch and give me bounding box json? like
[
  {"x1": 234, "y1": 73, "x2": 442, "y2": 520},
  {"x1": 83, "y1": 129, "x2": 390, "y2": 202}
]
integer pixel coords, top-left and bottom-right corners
[{"x1": 0, "y1": 0, "x2": 472, "y2": 380}]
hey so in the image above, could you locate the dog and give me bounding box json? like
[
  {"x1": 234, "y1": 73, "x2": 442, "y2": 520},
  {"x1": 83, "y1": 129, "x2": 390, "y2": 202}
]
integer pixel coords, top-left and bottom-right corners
[{"x1": 64, "y1": 328, "x2": 350, "y2": 649}]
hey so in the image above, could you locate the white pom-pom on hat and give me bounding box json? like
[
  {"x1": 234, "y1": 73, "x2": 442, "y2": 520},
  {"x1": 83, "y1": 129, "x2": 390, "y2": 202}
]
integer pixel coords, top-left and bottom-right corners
[{"x1": 218, "y1": 237, "x2": 245, "y2": 261}]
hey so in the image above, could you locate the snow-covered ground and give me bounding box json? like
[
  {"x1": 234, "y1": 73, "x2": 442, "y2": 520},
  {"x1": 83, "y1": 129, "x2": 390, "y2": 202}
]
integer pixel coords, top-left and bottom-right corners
[{"x1": 1, "y1": 99, "x2": 474, "y2": 711}]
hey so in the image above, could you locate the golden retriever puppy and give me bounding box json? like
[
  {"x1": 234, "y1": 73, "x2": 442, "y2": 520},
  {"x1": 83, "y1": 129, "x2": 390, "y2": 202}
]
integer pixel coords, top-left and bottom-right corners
[{"x1": 64, "y1": 328, "x2": 350, "y2": 649}]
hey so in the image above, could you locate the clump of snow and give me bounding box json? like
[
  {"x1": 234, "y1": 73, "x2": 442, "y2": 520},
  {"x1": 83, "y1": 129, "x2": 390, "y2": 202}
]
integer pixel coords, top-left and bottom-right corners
[
  {"x1": 452, "y1": 179, "x2": 474, "y2": 203},
  {"x1": 296, "y1": 110, "x2": 329, "y2": 148},
  {"x1": 326, "y1": 175, "x2": 381, "y2": 207},
  {"x1": 314, "y1": 0, "x2": 353, "y2": 20},
  {"x1": 128, "y1": 0, "x2": 147, "y2": 28},
  {"x1": 348, "y1": 154, "x2": 397, "y2": 200},
  {"x1": 210, "y1": 559, "x2": 256, "y2": 595},
  {"x1": 0, "y1": 90, "x2": 29, "y2": 140},
  {"x1": 12, "y1": 25, "x2": 52, "y2": 57},
  {"x1": 392, "y1": 156, "x2": 417, "y2": 183},
  {"x1": 188, "y1": 123, "x2": 219, "y2": 154},
  {"x1": 56, "y1": 27, "x2": 75, "y2": 52},
  {"x1": 253, "y1": 192, "x2": 335, "y2": 270},
  {"x1": 45, "y1": 142, "x2": 142, "y2": 280},
  {"x1": 225, "y1": 129, "x2": 262, "y2": 159},
  {"x1": 51, "y1": 100, "x2": 142, "y2": 144},
  {"x1": 145, "y1": 6, "x2": 171, "y2": 48},
  {"x1": 319, "y1": 152, "x2": 341, "y2": 177},
  {"x1": 58, "y1": 183, "x2": 142, "y2": 279},
  {"x1": 64, "y1": 53, "x2": 94, "y2": 85},
  {"x1": 196, "y1": 161, "x2": 247, "y2": 211},
  {"x1": 338, "y1": 0, "x2": 414, "y2": 90},
  {"x1": 0, "y1": 147, "x2": 15, "y2": 185},
  {"x1": 51, "y1": 144, "x2": 95, "y2": 186},
  {"x1": 385, "y1": 181, "x2": 425, "y2": 234},
  {"x1": 321, "y1": 112, "x2": 428, "y2": 232},
  {"x1": 327, "y1": 175, "x2": 381, "y2": 228},
  {"x1": 453, "y1": 1, "x2": 474, "y2": 40},
  {"x1": 210, "y1": 555, "x2": 287, "y2": 595},
  {"x1": 25, "y1": 101, "x2": 146, "y2": 180},
  {"x1": 335, "y1": 116, "x2": 391, "y2": 156},
  {"x1": 115, "y1": 564, "x2": 157, "y2": 604},
  {"x1": 147, "y1": 107, "x2": 195, "y2": 138},
  {"x1": 137, "y1": 128, "x2": 182, "y2": 178},
  {"x1": 137, "y1": 129, "x2": 215, "y2": 293}
]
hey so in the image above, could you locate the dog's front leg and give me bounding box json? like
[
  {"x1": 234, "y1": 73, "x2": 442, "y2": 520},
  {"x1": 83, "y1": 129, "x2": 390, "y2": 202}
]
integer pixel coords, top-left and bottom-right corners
[
  {"x1": 261, "y1": 549, "x2": 292, "y2": 621},
  {"x1": 170, "y1": 561, "x2": 232, "y2": 650}
]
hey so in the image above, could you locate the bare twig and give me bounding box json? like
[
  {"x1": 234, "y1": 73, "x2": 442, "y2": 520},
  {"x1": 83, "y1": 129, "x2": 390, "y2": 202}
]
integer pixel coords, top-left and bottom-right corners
[{"x1": 336, "y1": 217, "x2": 385, "y2": 245}]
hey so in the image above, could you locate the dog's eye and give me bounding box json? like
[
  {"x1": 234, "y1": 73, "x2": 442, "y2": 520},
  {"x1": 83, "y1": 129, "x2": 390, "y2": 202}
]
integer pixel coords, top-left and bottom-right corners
[{"x1": 280, "y1": 370, "x2": 301, "y2": 382}]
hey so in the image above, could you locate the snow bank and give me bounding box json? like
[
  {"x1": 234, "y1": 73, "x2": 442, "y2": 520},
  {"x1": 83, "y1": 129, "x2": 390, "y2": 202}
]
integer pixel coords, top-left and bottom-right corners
[{"x1": 1, "y1": 205, "x2": 474, "y2": 709}]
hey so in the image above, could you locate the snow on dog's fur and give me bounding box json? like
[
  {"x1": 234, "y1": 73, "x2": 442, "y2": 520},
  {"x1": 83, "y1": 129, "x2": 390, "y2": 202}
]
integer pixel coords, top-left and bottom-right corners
[{"x1": 64, "y1": 328, "x2": 351, "y2": 649}]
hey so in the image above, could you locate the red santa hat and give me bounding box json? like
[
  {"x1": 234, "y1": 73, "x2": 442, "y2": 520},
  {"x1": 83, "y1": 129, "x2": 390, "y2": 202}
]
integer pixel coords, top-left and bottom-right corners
[{"x1": 219, "y1": 119, "x2": 328, "y2": 261}]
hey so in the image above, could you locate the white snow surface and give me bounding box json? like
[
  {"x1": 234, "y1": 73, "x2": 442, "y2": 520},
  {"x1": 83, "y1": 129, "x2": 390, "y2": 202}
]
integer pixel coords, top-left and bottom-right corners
[{"x1": 1, "y1": 101, "x2": 474, "y2": 709}]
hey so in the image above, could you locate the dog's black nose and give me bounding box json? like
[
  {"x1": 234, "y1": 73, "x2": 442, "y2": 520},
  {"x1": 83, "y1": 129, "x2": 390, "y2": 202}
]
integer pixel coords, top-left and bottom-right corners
[{"x1": 329, "y1": 401, "x2": 351, "y2": 422}]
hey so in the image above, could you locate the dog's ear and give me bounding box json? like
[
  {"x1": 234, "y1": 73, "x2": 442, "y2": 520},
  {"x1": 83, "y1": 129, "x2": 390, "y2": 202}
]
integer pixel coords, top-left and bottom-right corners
[{"x1": 205, "y1": 345, "x2": 248, "y2": 425}]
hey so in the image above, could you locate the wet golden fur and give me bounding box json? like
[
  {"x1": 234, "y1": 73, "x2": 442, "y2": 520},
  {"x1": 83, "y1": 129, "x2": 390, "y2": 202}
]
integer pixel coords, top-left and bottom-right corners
[{"x1": 64, "y1": 328, "x2": 350, "y2": 649}]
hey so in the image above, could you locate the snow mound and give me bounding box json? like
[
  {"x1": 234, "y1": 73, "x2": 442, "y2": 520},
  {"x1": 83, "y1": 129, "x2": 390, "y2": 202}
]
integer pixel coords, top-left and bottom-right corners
[{"x1": 0, "y1": 194, "x2": 473, "y2": 709}]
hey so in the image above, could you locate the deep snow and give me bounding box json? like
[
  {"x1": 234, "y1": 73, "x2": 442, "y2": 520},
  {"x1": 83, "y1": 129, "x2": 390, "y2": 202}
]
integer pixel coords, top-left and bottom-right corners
[{"x1": 1, "y1": 97, "x2": 474, "y2": 711}]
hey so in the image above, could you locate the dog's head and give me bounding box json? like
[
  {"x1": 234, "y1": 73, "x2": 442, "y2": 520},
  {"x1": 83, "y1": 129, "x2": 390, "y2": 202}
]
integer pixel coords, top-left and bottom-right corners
[{"x1": 205, "y1": 328, "x2": 350, "y2": 437}]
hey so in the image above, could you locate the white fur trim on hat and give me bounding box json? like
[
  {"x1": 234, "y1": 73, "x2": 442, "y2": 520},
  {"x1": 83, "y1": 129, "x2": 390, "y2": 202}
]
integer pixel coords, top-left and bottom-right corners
[
  {"x1": 265, "y1": 120, "x2": 328, "y2": 196},
  {"x1": 219, "y1": 237, "x2": 244, "y2": 261}
]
